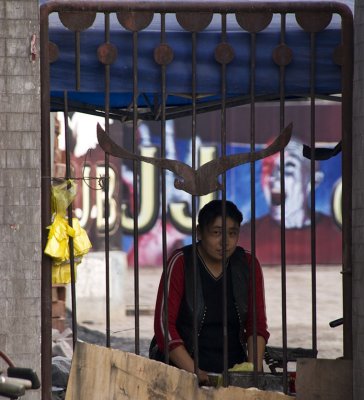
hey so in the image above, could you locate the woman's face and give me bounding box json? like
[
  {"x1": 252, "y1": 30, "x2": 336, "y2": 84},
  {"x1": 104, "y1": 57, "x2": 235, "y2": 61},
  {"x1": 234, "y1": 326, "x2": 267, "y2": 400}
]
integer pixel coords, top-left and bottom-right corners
[{"x1": 197, "y1": 216, "x2": 240, "y2": 265}]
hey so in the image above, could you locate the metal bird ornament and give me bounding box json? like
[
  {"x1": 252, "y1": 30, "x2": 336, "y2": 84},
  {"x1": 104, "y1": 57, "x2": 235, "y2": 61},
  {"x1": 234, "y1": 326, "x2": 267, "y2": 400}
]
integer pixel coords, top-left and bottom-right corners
[{"x1": 97, "y1": 122, "x2": 293, "y2": 196}]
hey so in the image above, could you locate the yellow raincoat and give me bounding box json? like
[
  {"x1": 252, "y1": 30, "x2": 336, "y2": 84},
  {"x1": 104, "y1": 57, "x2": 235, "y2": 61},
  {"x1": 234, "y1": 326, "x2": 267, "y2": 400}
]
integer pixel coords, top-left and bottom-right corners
[{"x1": 44, "y1": 180, "x2": 92, "y2": 284}]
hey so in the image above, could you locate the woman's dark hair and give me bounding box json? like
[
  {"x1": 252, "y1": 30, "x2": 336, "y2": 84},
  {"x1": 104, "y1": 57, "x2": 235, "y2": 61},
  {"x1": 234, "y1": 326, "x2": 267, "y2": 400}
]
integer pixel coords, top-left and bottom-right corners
[{"x1": 198, "y1": 200, "x2": 243, "y2": 230}]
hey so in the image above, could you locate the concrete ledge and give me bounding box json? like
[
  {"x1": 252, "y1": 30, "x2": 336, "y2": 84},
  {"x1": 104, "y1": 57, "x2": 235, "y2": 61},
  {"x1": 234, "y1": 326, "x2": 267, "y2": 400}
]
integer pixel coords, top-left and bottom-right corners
[
  {"x1": 296, "y1": 358, "x2": 352, "y2": 400},
  {"x1": 66, "y1": 342, "x2": 293, "y2": 400}
]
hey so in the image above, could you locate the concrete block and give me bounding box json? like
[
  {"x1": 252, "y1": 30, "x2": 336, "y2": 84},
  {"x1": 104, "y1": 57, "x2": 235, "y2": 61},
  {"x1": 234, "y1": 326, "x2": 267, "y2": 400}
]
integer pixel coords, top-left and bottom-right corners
[
  {"x1": 66, "y1": 251, "x2": 128, "y2": 324},
  {"x1": 353, "y1": 226, "x2": 364, "y2": 244},
  {"x1": 296, "y1": 359, "x2": 352, "y2": 400},
  {"x1": 20, "y1": 132, "x2": 40, "y2": 149},
  {"x1": 0, "y1": 334, "x2": 6, "y2": 351},
  {"x1": 8, "y1": 258, "x2": 40, "y2": 280},
  {"x1": 6, "y1": 76, "x2": 38, "y2": 94},
  {"x1": 6, "y1": 278, "x2": 41, "y2": 298},
  {"x1": 5, "y1": 315, "x2": 41, "y2": 335},
  {"x1": 4, "y1": 169, "x2": 40, "y2": 188},
  {"x1": 3, "y1": 205, "x2": 26, "y2": 224},
  {"x1": 0, "y1": 187, "x2": 7, "y2": 204},
  {"x1": 8, "y1": 352, "x2": 41, "y2": 373},
  {"x1": 6, "y1": 297, "x2": 41, "y2": 318},
  {"x1": 6, "y1": 150, "x2": 39, "y2": 169},
  {"x1": 0, "y1": 94, "x2": 40, "y2": 113},
  {"x1": 0, "y1": 38, "x2": 4, "y2": 56},
  {"x1": 6, "y1": 57, "x2": 38, "y2": 77},
  {"x1": 17, "y1": 242, "x2": 42, "y2": 261},
  {"x1": 0, "y1": 242, "x2": 13, "y2": 261},
  {"x1": 0, "y1": 76, "x2": 5, "y2": 93},
  {"x1": 0, "y1": 113, "x2": 6, "y2": 131},
  {"x1": 25, "y1": 206, "x2": 41, "y2": 224},
  {"x1": 0, "y1": 56, "x2": 5, "y2": 74},
  {"x1": 13, "y1": 187, "x2": 41, "y2": 206},
  {"x1": 7, "y1": 113, "x2": 40, "y2": 132},
  {"x1": 0, "y1": 278, "x2": 6, "y2": 297},
  {"x1": 0, "y1": 1, "x2": 4, "y2": 18},
  {"x1": 0, "y1": 20, "x2": 5, "y2": 38},
  {"x1": 6, "y1": 38, "x2": 28, "y2": 57},
  {"x1": 0, "y1": 149, "x2": 6, "y2": 168},
  {"x1": 0, "y1": 224, "x2": 12, "y2": 242},
  {"x1": 16, "y1": 225, "x2": 41, "y2": 246},
  {"x1": 352, "y1": 244, "x2": 364, "y2": 263},
  {"x1": 353, "y1": 190, "x2": 364, "y2": 210},
  {"x1": 6, "y1": 1, "x2": 39, "y2": 19},
  {"x1": 5, "y1": 19, "x2": 35, "y2": 39},
  {"x1": 6, "y1": 334, "x2": 40, "y2": 355}
]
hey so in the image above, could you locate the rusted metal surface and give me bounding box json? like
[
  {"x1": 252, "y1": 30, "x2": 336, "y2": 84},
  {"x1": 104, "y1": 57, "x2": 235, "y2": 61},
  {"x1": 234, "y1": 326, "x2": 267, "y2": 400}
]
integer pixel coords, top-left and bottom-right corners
[
  {"x1": 63, "y1": 93, "x2": 78, "y2": 349},
  {"x1": 176, "y1": 12, "x2": 213, "y2": 32},
  {"x1": 97, "y1": 123, "x2": 292, "y2": 196},
  {"x1": 97, "y1": 43, "x2": 118, "y2": 65},
  {"x1": 154, "y1": 44, "x2": 174, "y2": 66},
  {"x1": 214, "y1": 42, "x2": 235, "y2": 65},
  {"x1": 235, "y1": 11, "x2": 273, "y2": 33},
  {"x1": 40, "y1": 1, "x2": 354, "y2": 398},
  {"x1": 295, "y1": 11, "x2": 332, "y2": 32},
  {"x1": 40, "y1": 6, "x2": 53, "y2": 399},
  {"x1": 340, "y1": 6, "x2": 353, "y2": 361},
  {"x1": 103, "y1": 12, "x2": 112, "y2": 349},
  {"x1": 58, "y1": 11, "x2": 96, "y2": 31},
  {"x1": 48, "y1": 42, "x2": 59, "y2": 63},
  {"x1": 117, "y1": 11, "x2": 154, "y2": 31},
  {"x1": 277, "y1": 13, "x2": 288, "y2": 393},
  {"x1": 333, "y1": 44, "x2": 344, "y2": 66},
  {"x1": 272, "y1": 44, "x2": 293, "y2": 67}
]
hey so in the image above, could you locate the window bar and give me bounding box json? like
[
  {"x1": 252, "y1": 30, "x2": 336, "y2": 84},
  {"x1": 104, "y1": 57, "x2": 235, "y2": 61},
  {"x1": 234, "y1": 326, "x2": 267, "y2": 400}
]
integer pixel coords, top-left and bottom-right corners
[
  {"x1": 340, "y1": 6, "x2": 353, "y2": 361},
  {"x1": 249, "y1": 30, "x2": 258, "y2": 385},
  {"x1": 219, "y1": 12, "x2": 229, "y2": 388},
  {"x1": 279, "y1": 13, "x2": 288, "y2": 394},
  {"x1": 309, "y1": 30, "x2": 318, "y2": 358},
  {"x1": 103, "y1": 12, "x2": 112, "y2": 348},
  {"x1": 75, "y1": 31, "x2": 81, "y2": 91},
  {"x1": 63, "y1": 90, "x2": 78, "y2": 348},
  {"x1": 191, "y1": 28, "x2": 199, "y2": 378},
  {"x1": 159, "y1": 12, "x2": 170, "y2": 365},
  {"x1": 132, "y1": 28, "x2": 141, "y2": 355},
  {"x1": 40, "y1": 8, "x2": 53, "y2": 398}
]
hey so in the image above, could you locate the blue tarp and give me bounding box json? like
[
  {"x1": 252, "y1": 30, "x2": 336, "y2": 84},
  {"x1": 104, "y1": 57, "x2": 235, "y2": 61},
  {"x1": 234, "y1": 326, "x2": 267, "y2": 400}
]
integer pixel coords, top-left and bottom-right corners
[{"x1": 42, "y1": 1, "x2": 353, "y2": 112}]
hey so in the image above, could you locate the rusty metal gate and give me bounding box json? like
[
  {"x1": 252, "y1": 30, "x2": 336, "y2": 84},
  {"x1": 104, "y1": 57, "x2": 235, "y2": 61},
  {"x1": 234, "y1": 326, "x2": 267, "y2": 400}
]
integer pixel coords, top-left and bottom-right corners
[{"x1": 40, "y1": 1, "x2": 353, "y2": 398}]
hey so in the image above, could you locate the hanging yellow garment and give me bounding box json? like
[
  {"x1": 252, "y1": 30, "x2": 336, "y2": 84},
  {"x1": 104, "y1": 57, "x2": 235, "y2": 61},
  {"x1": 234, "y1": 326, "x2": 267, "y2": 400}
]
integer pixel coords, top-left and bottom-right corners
[{"x1": 44, "y1": 180, "x2": 92, "y2": 284}]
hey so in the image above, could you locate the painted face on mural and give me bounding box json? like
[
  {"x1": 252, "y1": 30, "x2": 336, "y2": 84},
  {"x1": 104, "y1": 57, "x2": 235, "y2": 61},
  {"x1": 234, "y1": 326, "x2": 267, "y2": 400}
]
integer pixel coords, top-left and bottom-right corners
[{"x1": 261, "y1": 139, "x2": 323, "y2": 229}]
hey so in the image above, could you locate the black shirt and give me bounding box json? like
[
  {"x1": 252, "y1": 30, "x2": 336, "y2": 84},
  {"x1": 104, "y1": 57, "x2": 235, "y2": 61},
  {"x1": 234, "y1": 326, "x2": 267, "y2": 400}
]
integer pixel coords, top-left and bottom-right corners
[{"x1": 197, "y1": 255, "x2": 247, "y2": 373}]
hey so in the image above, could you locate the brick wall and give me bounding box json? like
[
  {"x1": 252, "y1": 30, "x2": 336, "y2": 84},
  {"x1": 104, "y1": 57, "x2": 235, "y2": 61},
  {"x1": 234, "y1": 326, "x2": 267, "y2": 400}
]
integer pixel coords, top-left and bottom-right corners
[
  {"x1": 0, "y1": 1, "x2": 41, "y2": 399},
  {"x1": 353, "y1": 0, "x2": 364, "y2": 399}
]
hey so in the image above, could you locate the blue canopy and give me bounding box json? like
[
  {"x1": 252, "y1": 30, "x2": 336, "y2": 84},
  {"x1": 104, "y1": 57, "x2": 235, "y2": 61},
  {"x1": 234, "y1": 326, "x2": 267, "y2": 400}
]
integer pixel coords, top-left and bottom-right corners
[{"x1": 42, "y1": 0, "x2": 353, "y2": 118}]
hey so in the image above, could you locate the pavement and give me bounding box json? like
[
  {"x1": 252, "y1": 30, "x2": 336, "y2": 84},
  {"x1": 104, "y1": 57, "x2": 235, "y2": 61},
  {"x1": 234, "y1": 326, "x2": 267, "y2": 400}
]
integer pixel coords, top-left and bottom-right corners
[{"x1": 76, "y1": 263, "x2": 344, "y2": 361}]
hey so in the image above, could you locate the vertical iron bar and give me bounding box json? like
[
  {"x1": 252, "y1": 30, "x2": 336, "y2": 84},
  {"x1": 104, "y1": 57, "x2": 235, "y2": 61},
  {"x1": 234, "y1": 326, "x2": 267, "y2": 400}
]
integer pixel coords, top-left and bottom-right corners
[
  {"x1": 341, "y1": 9, "x2": 353, "y2": 361},
  {"x1": 40, "y1": 8, "x2": 52, "y2": 399},
  {"x1": 191, "y1": 30, "x2": 199, "y2": 377},
  {"x1": 220, "y1": 13, "x2": 229, "y2": 388},
  {"x1": 160, "y1": 13, "x2": 170, "y2": 365},
  {"x1": 63, "y1": 91, "x2": 78, "y2": 348},
  {"x1": 309, "y1": 31, "x2": 318, "y2": 357},
  {"x1": 279, "y1": 13, "x2": 288, "y2": 395},
  {"x1": 250, "y1": 32, "x2": 258, "y2": 385},
  {"x1": 132, "y1": 29, "x2": 140, "y2": 355},
  {"x1": 75, "y1": 31, "x2": 81, "y2": 91},
  {"x1": 104, "y1": 12, "x2": 111, "y2": 348}
]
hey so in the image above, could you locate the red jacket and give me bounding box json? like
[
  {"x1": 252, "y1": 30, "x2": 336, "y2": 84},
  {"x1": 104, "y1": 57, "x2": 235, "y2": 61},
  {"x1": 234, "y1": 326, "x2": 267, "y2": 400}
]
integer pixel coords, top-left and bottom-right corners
[{"x1": 154, "y1": 247, "x2": 270, "y2": 353}]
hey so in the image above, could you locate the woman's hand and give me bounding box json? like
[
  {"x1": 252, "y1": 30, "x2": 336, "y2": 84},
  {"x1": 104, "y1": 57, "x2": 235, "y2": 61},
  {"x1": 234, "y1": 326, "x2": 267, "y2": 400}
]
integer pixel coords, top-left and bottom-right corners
[{"x1": 197, "y1": 369, "x2": 210, "y2": 386}]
